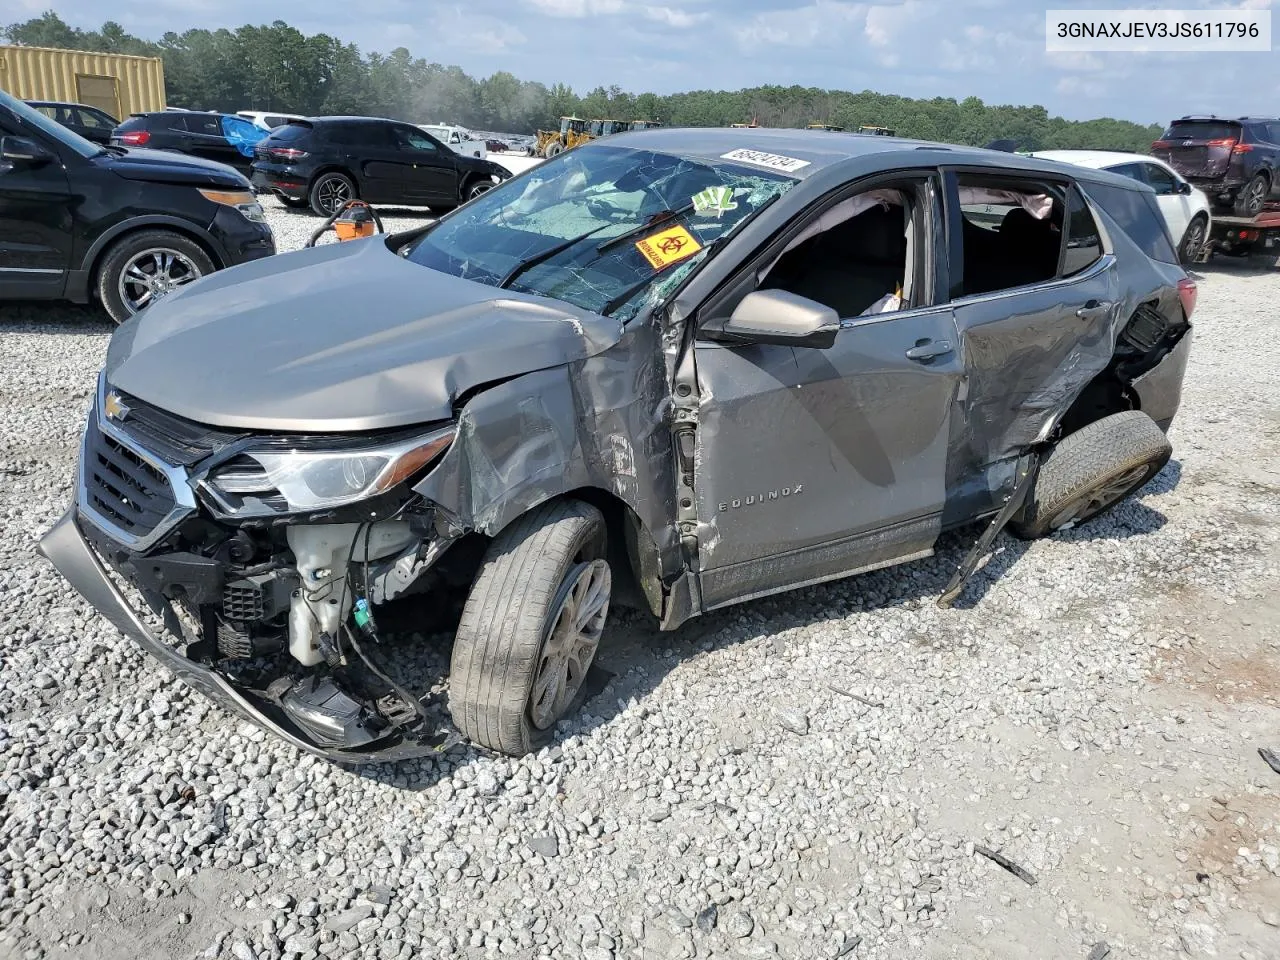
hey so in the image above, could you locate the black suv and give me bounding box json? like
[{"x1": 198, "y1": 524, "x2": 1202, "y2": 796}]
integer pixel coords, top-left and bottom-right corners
[
  {"x1": 1153, "y1": 116, "x2": 1280, "y2": 217},
  {"x1": 111, "y1": 111, "x2": 257, "y2": 175},
  {"x1": 26, "y1": 100, "x2": 118, "y2": 145},
  {"x1": 0, "y1": 89, "x2": 275, "y2": 323},
  {"x1": 250, "y1": 117, "x2": 513, "y2": 216}
]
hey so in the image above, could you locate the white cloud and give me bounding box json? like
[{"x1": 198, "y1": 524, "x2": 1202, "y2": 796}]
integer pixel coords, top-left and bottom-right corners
[
  {"x1": 865, "y1": 1, "x2": 925, "y2": 46},
  {"x1": 734, "y1": 1, "x2": 867, "y2": 50},
  {"x1": 643, "y1": 6, "x2": 710, "y2": 27},
  {"x1": 526, "y1": 0, "x2": 623, "y2": 16},
  {"x1": 1056, "y1": 75, "x2": 1108, "y2": 98}
]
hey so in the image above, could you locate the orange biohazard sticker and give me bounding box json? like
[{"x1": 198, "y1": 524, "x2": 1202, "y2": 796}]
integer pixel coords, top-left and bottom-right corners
[{"x1": 634, "y1": 225, "x2": 702, "y2": 270}]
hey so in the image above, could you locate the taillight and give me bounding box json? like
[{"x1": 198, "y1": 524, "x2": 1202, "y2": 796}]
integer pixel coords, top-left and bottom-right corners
[
  {"x1": 120, "y1": 130, "x2": 150, "y2": 146},
  {"x1": 1232, "y1": 143, "x2": 1254, "y2": 154},
  {"x1": 1177, "y1": 277, "x2": 1197, "y2": 321},
  {"x1": 1151, "y1": 140, "x2": 1170, "y2": 150},
  {"x1": 1206, "y1": 138, "x2": 1237, "y2": 147},
  {"x1": 267, "y1": 147, "x2": 308, "y2": 161}
]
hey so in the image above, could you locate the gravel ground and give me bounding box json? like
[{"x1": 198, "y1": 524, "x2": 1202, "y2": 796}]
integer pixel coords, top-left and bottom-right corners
[{"x1": 2, "y1": 203, "x2": 1279, "y2": 960}]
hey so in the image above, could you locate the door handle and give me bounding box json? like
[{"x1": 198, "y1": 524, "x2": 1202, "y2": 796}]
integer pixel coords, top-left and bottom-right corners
[
  {"x1": 905, "y1": 339, "x2": 953, "y2": 362},
  {"x1": 1075, "y1": 299, "x2": 1113, "y2": 320}
]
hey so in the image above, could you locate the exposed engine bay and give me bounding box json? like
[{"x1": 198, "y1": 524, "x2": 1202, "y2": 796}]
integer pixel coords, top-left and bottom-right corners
[{"x1": 76, "y1": 375, "x2": 467, "y2": 756}]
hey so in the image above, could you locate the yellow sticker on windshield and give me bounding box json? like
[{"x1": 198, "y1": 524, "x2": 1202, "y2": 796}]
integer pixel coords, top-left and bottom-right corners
[{"x1": 635, "y1": 225, "x2": 702, "y2": 270}]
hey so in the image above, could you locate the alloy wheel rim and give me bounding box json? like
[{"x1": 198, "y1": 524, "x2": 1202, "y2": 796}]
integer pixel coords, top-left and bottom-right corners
[
  {"x1": 1246, "y1": 179, "x2": 1267, "y2": 212},
  {"x1": 1186, "y1": 221, "x2": 1204, "y2": 251},
  {"x1": 528, "y1": 559, "x2": 610, "y2": 730},
  {"x1": 118, "y1": 248, "x2": 202, "y2": 314},
  {"x1": 469, "y1": 182, "x2": 493, "y2": 200},
  {"x1": 318, "y1": 177, "x2": 351, "y2": 213},
  {"x1": 1049, "y1": 464, "x2": 1151, "y2": 530}
]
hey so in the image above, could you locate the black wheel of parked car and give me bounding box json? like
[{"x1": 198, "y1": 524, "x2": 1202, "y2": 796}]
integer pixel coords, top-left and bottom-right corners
[
  {"x1": 96, "y1": 229, "x2": 215, "y2": 324},
  {"x1": 1178, "y1": 215, "x2": 1208, "y2": 264},
  {"x1": 466, "y1": 179, "x2": 494, "y2": 202},
  {"x1": 1233, "y1": 172, "x2": 1271, "y2": 218},
  {"x1": 309, "y1": 172, "x2": 356, "y2": 217},
  {"x1": 1011, "y1": 411, "x2": 1171, "y2": 539},
  {"x1": 449, "y1": 499, "x2": 610, "y2": 756}
]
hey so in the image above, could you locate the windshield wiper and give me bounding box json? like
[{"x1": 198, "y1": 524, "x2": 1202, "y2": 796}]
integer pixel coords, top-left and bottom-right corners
[
  {"x1": 497, "y1": 221, "x2": 617, "y2": 290},
  {"x1": 596, "y1": 202, "x2": 696, "y2": 253}
]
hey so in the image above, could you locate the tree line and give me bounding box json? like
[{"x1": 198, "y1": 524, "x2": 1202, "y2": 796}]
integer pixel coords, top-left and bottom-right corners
[{"x1": 3, "y1": 12, "x2": 1163, "y2": 152}]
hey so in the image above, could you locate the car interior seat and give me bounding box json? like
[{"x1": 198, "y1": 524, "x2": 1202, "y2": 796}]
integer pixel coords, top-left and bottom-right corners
[{"x1": 762, "y1": 203, "x2": 907, "y2": 318}]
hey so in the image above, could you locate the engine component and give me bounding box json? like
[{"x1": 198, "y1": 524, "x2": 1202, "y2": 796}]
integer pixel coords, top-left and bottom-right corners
[
  {"x1": 222, "y1": 571, "x2": 293, "y2": 622},
  {"x1": 215, "y1": 617, "x2": 285, "y2": 659},
  {"x1": 286, "y1": 522, "x2": 417, "y2": 666},
  {"x1": 280, "y1": 675, "x2": 382, "y2": 748}
]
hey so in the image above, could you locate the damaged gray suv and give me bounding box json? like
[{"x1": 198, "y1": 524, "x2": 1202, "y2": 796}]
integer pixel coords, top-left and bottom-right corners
[{"x1": 41, "y1": 129, "x2": 1195, "y2": 760}]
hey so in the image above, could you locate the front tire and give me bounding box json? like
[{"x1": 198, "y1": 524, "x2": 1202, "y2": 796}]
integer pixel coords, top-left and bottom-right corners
[
  {"x1": 1232, "y1": 172, "x2": 1270, "y2": 218},
  {"x1": 1178, "y1": 214, "x2": 1208, "y2": 264},
  {"x1": 465, "y1": 178, "x2": 494, "y2": 202},
  {"x1": 96, "y1": 230, "x2": 214, "y2": 324},
  {"x1": 1011, "y1": 411, "x2": 1171, "y2": 539},
  {"x1": 308, "y1": 172, "x2": 356, "y2": 217},
  {"x1": 449, "y1": 500, "x2": 610, "y2": 756}
]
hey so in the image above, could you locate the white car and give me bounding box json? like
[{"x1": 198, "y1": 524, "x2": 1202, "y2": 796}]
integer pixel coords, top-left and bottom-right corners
[
  {"x1": 1031, "y1": 150, "x2": 1211, "y2": 263},
  {"x1": 419, "y1": 123, "x2": 487, "y2": 161},
  {"x1": 236, "y1": 110, "x2": 309, "y2": 131}
]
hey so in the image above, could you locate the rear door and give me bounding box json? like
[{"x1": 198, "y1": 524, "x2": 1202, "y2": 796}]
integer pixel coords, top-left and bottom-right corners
[
  {"x1": 944, "y1": 170, "x2": 1116, "y2": 482},
  {"x1": 0, "y1": 111, "x2": 73, "y2": 298},
  {"x1": 181, "y1": 114, "x2": 241, "y2": 168},
  {"x1": 1154, "y1": 119, "x2": 1242, "y2": 182}
]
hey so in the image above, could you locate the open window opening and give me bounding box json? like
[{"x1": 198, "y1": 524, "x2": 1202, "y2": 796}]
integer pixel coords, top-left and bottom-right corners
[
  {"x1": 954, "y1": 177, "x2": 1067, "y2": 296},
  {"x1": 757, "y1": 183, "x2": 921, "y2": 320}
]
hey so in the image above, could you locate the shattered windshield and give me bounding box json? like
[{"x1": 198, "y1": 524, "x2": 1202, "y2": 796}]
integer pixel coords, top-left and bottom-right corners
[{"x1": 404, "y1": 144, "x2": 796, "y2": 318}]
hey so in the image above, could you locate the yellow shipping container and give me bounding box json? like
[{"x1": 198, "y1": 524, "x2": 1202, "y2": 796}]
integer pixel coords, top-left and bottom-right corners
[{"x1": 0, "y1": 44, "x2": 166, "y2": 121}]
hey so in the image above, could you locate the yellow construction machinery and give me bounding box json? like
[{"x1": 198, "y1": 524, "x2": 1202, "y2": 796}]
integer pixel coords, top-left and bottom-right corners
[
  {"x1": 806, "y1": 123, "x2": 844, "y2": 131},
  {"x1": 529, "y1": 116, "x2": 591, "y2": 158},
  {"x1": 857, "y1": 125, "x2": 896, "y2": 136}
]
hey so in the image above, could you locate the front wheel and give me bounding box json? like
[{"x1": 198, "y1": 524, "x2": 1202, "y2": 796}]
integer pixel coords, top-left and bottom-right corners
[
  {"x1": 1010, "y1": 411, "x2": 1171, "y2": 539},
  {"x1": 96, "y1": 230, "x2": 214, "y2": 324},
  {"x1": 1233, "y1": 172, "x2": 1270, "y2": 218},
  {"x1": 1178, "y1": 215, "x2": 1208, "y2": 264},
  {"x1": 449, "y1": 500, "x2": 610, "y2": 756}
]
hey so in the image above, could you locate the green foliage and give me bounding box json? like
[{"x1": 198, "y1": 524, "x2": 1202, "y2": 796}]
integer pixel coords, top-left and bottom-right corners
[{"x1": 2, "y1": 11, "x2": 1162, "y2": 151}]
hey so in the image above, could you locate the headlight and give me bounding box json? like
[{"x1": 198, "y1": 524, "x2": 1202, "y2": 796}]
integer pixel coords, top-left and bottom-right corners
[
  {"x1": 204, "y1": 426, "x2": 455, "y2": 513},
  {"x1": 199, "y1": 187, "x2": 267, "y2": 224}
]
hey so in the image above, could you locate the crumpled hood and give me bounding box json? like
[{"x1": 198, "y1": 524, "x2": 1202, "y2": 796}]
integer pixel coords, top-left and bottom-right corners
[{"x1": 105, "y1": 238, "x2": 621, "y2": 432}]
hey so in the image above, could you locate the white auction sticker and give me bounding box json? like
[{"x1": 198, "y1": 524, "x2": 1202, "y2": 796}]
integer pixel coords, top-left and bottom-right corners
[
  {"x1": 1046, "y1": 9, "x2": 1271, "y2": 52},
  {"x1": 720, "y1": 149, "x2": 811, "y2": 173}
]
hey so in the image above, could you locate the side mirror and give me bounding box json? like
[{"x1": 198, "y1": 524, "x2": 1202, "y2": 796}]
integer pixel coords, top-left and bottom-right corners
[
  {"x1": 0, "y1": 136, "x2": 53, "y2": 167},
  {"x1": 721, "y1": 289, "x2": 840, "y2": 349},
  {"x1": 1175, "y1": 180, "x2": 1192, "y2": 195}
]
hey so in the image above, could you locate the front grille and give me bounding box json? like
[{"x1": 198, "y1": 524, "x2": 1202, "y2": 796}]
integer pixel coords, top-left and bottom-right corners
[
  {"x1": 84, "y1": 423, "x2": 178, "y2": 537},
  {"x1": 109, "y1": 391, "x2": 247, "y2": 466}
]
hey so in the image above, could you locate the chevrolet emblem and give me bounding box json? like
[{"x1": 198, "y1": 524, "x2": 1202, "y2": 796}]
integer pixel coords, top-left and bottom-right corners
[{"x1": 104, "y1": 391, "x2": 130, "y2": 422}]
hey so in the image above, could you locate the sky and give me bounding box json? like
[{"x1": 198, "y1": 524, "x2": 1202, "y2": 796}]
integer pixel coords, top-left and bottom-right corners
[{"x1": 14, "y1": 0, "x2": 1280, "y2": 125}]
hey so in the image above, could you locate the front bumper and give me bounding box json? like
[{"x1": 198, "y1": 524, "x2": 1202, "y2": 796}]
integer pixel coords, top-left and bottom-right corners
[
  {"x1": 38, "y1": 507, "x2": 453, "y2": 764},
  {"x1": 210, "y1": 206, "x2": 276, "y2": 267}
]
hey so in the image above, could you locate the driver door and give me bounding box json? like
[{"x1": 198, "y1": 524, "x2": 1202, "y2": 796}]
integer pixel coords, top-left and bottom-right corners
[{"x1": 690, "y1": 174, "x2": 962, "y2": 610}]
